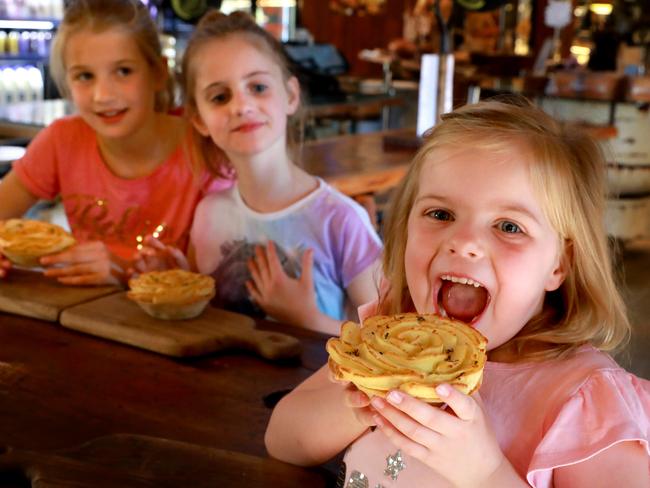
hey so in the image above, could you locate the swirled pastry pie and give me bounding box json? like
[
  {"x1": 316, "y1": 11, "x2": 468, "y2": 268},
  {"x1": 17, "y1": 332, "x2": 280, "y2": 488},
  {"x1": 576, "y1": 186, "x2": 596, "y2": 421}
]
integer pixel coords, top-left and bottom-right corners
[
  {"x1": 0, "y1": 218, "x2": 76, "y2": 267},
  {"x1": 327, "y1": 313, "x2": 488, "y2": 403},
  {"x1": 127, "y1": 269, "x2": 216, "y2": 320}
]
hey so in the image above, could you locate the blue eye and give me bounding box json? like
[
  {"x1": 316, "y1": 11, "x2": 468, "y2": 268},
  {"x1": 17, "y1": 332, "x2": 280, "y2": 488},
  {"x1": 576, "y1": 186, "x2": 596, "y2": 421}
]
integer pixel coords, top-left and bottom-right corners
[
  {"x1": 251, "y1": 83, "x2": 267, "y2": 94},
  {"x1": 499, "y1": 221, "x2": 521, "y2": 233},
  {"x1": 427, "y1": 209, "x2": 453, "y2": 221}
]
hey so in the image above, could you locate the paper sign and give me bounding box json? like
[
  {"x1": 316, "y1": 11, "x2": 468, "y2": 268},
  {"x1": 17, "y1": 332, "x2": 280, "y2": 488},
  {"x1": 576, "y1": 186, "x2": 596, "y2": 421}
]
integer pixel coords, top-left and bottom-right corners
[{"x1": 417, "y1": 54, "x2": 454, "y2": 136}]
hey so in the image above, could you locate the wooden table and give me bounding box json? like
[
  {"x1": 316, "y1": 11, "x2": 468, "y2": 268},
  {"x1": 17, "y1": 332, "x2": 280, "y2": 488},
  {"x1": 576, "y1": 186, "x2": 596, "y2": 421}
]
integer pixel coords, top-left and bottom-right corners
[
  {"x1": 307, "y1": 93, "x2": 403, "y2": 120},
  {"x1": 306, "y1": 93, "x2": 404, "y2": 134},
  {"x1": 302, "y1": 128, "x2": 416, "y2": 197},
  {"x1": 0, "y1": 312, "x2": 333, "y2": 486},
  {"x1": 300, "y1": 119, "x2": 617, "y2": 199}
]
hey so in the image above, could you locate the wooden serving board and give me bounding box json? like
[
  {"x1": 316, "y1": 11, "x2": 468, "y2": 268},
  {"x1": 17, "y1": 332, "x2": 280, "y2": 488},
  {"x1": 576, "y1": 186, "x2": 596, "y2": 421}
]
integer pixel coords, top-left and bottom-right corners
[
  {"x1": 0, "y1": 434, "x2": 329, "y2": 487},
  {"x1": 0, "y1": 268, "x2": 119, "y2": 322},
  {"x1": 59, "y1": 292, "x2": 302, "y2": 360}
]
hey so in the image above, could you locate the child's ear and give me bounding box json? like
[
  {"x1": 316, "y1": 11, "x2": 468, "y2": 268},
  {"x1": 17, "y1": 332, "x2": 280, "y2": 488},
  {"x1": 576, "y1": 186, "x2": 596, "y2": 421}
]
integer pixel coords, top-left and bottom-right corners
[
  {"x1": 285, "y1": 76, "x2": 300, "y2": 115},
  {"x1": 191, "y1": 112, "x2": 210, "y2": 137},
  {"x1": 545, "y1": 240, "x2": 572, "y2": 292}
]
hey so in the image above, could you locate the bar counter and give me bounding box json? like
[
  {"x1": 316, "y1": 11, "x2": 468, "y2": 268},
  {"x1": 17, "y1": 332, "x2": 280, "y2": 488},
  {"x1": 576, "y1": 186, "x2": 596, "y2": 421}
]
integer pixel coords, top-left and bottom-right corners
[{"x1": 0, "y1": 311, "x2": 333, "y2": 486}]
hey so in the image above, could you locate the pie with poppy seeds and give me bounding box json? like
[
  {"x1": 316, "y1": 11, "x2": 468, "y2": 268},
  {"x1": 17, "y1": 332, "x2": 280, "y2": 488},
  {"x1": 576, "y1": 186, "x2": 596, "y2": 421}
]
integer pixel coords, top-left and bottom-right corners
[{"x1": 327, "y1": 313, "x2": 488, "y2": 404}]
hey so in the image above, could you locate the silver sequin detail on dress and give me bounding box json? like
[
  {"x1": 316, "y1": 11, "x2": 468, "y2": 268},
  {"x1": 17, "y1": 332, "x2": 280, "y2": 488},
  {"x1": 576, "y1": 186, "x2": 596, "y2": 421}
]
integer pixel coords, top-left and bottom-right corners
[
  {"x1": 384, "y1": 449, "x2": 406, "y2": 481},
  {"x1": 347, "y1": 470, "x2": 368, "y2": 487},
  {"x1": 346, "y1": 471, "x2": 386, "y2": 488}
]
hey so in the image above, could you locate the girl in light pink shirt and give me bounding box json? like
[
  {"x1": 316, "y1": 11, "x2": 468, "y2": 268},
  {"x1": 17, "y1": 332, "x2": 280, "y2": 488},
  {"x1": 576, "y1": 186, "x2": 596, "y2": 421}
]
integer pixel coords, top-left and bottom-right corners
[
  {"x1": 0, "y1": 0, "x2": 230, "y2": 285},
  {"x1": 265, "y1": 99, "x2": 650, "y2": 487}
]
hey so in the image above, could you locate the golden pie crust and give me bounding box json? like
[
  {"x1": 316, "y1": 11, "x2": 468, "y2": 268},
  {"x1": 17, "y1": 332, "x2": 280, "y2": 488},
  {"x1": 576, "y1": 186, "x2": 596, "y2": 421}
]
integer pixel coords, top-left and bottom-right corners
[
  {"x1": 127, "y1": 269, "x2": 216, "y2": 320},
  {"x1": 0, "y1": 218, "x2": 76, "y2": 267},
  {"x1": 327, "y1": 313, "x2": 488, "y2": 404}
]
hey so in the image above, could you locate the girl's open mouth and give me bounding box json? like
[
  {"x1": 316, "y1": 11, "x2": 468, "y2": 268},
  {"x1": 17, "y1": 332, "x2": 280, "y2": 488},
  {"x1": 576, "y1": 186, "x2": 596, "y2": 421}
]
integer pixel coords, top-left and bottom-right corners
[{"x1": 437, "y1": 274, "x2": 490, "y2": 325}]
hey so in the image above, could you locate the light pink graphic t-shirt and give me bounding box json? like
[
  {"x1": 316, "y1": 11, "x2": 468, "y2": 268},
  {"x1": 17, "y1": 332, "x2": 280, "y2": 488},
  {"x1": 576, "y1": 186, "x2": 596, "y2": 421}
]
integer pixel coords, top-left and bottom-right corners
[{"x1": 13, "y1": 115, "x2": 232, "y2": 261}]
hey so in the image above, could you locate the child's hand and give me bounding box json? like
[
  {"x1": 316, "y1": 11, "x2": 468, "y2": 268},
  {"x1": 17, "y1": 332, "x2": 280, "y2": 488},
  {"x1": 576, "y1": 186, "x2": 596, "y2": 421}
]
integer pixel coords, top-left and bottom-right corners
[
  {"x1": 130, "y1": 236, "x2": 189, "y2": 276},
  {"x1": 40, "y1": 241, "x2": 124, "y2": 286},
  {"x1": 370, "y1": 385, "x2": 508, "y2": 488},
  {"x1": 246, "y1": 241, "x2": 318, "y2": 326},
  {"x1": 343, "y1": 383, "x2": 377, "y2": 428},
  {"x1": 328, "y1": 370, "x2": 377, "y2": 428}
]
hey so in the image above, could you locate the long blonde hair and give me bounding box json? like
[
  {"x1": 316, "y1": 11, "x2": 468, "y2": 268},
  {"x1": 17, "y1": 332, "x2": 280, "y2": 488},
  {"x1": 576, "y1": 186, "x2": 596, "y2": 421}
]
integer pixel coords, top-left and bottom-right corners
[
  {"x1": 49, "y1": 0, "x2": 173, "y2": 113},
  {"x1": 381, "y1": 98, "x2": 630, "y2": 360},
  {"x1": 179, "y1": 10, "x2": 304, "y2": 178}
]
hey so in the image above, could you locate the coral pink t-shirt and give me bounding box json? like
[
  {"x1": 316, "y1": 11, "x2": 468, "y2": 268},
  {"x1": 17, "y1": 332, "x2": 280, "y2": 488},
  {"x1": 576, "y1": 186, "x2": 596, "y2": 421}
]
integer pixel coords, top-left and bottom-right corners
[
  {"x1": 12, "y1": 115, "x2": 232, "y2": 261},
  {"x1": 342, "y1": 306, "x2": 650, "y2": 487}
]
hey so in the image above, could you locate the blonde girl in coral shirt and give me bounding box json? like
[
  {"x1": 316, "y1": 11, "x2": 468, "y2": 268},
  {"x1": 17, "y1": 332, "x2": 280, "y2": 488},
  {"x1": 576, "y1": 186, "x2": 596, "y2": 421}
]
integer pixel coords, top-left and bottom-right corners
[{"x1": 0, "y1": 0, "x2": 230, "y2": 285}]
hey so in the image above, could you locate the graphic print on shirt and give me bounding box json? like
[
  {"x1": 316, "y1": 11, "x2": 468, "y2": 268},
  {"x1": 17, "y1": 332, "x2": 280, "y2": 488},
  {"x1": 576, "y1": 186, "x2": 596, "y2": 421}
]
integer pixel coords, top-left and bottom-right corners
[
  {"x1": 212, "y1": 239, "x2": 302, "y2": 316},
  {"x1": 62, "y1": 193, "x2": 184, "y2": 252}
]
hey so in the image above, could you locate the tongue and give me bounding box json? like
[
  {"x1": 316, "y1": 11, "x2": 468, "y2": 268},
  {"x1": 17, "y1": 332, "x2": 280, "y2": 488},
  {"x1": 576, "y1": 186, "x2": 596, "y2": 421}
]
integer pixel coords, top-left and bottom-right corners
[{"x1": 440, "y1": 281, "x2": 488, "y2": 323}]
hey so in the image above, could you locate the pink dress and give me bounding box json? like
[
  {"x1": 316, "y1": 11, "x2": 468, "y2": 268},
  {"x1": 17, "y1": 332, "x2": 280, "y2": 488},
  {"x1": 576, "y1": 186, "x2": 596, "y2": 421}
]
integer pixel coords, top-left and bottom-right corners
[
  {"x1": 12, "y1": 115, "x2": 232, "y2": 261},
  {"x1": 341, "y1": 305, "x2": 650, "y2": 486}
]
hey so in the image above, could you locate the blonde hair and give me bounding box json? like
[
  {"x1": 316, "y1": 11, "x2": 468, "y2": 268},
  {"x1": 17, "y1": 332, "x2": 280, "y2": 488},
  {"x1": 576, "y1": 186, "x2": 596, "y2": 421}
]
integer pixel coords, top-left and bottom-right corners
[
  {"x1": 49, "y1": 0, "x2": 173, "y2": 113},
  {"x1": 180, "y1": 10, "x2": 304, "y2": 177},
  {"x1": 381, "y1": 98, "x2": 630, "y2": 360}
]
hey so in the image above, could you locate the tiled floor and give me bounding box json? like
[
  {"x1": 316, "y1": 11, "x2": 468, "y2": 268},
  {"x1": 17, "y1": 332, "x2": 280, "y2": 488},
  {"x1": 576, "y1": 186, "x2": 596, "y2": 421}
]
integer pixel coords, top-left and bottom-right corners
[{"x1": 616, "y1": 241, "x2": 650, "y2": 380}]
